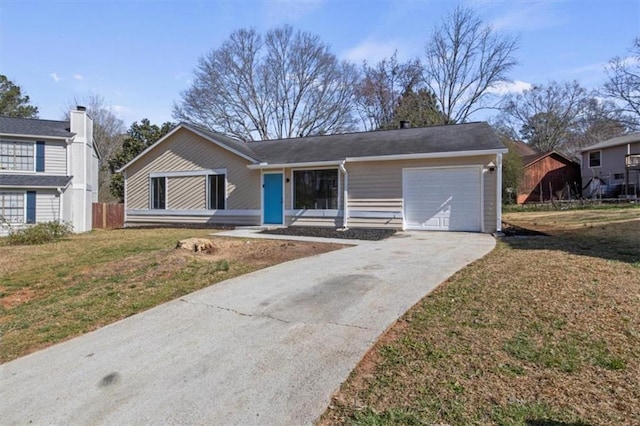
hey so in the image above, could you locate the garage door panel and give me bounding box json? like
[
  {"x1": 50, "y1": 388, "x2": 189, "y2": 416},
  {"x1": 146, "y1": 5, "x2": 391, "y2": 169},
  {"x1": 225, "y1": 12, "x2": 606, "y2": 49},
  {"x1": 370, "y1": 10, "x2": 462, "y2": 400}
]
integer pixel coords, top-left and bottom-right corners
[{"x1": 403, "y1": 167, "x2": 481, "y2": 232}]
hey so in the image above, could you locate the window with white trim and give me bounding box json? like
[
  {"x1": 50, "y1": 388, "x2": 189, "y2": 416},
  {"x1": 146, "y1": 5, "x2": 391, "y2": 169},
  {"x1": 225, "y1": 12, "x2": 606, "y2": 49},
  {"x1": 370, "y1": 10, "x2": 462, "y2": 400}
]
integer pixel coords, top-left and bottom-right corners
[
  {"x1": 0, "y1": 140, "x2": 34, "y2": 171},
  {"x1": 588, "y1": 151, "x2": 601, "y2": 168},
  {"x1": 293, "y1": 169, "x2": 338, "y2": 209},
  {"x1": 0, "y1": 192, "x2": 24, "y2": 223},
  {"x1": 207, "y1": 174, "x2": 226, "y2": 210},
  {"x1": 150, "y1": 177, "x2": 166, "y2": 209}
]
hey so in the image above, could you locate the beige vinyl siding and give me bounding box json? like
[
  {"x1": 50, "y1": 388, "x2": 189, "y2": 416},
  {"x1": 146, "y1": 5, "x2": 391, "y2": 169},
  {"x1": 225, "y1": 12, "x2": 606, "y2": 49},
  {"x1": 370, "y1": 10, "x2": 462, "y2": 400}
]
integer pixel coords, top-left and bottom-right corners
[
  {"x1": 346, "y1": 156, "x2": 497, "y2": 232},
  {"x1": 126, "y1": 213, "x2": 259, "y2": 227},
  {"x1": 286, "y1": 216, "x2": 343, "y2": 227},
  {"x1": 483, "y1": 169, "x2": 497, "y2": 233},
  {"x1": 36, "y1": 190, "x2": 60, "y2": 222},
  {"x1": 126, "y1": 128, "x2": 260, "y2": 210},
  {"x1": 347, "y1": 217, "x2": 402, "y2": 229},
  {"x1": 44, "y1": 141, "x2": 67, "y2": 174},
  {"x1": 168, "y1": 176, "x2": 205, "y2": 210}
]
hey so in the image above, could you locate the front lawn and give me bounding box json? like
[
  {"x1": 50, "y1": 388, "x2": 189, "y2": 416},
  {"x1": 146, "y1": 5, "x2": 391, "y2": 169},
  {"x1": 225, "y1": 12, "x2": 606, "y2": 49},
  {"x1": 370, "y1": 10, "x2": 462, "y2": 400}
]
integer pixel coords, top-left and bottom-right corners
[
  {"x1": 322, "y1": 207, "x2": 640, "y2": 425},
  {"x1": 0, "y1": 228, "x2": 344, "y2": 363}
]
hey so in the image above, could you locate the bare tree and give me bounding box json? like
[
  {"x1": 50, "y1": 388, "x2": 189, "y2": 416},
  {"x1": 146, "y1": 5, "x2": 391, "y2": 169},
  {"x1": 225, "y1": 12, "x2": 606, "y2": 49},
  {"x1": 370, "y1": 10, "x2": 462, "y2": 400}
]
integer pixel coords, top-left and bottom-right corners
[
  {"x1": 500, "y1": 81, "x2": 629, "y2": 155},
  {"x1": 565, "y1": 97, "x2": 630, "y2": 154},
  {"x1": 601, "y1": 38, "x2": 640, "y2": 125},
  {"x1": 62, "y1": 94, "x2": 125, "y2": 202},
  {"x1": 500, "y1": 81, "x2": 588, "y2": 152},
  {"x1": 424, "y1": 6, "x2": 518, "y2": 124},
  {"x1": 353, "y1": 52, "x2": 424, "y2": 130},
  {"x1": 174, "y1": 25, "x2": 359, "y2": 141}
]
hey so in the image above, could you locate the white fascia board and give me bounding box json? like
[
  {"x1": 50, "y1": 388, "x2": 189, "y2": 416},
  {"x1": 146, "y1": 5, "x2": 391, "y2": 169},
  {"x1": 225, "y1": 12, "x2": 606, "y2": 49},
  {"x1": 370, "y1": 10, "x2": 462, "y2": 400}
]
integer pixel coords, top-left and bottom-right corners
[
  {"x1": 0, "y1": 132, "x2": 72, "y2": 142},
  {"x1": 248, "y1": 160, "x2": 343, "y2": 170},
  {"x1": 0, "y1": 185, "x2": 67, "y2": 189},
  {"x1": 345, "y1": 149, "x2": 508, "y2": 163},
  {"x1": 149, "y1": 169, "x2": 227, "y2": 178}
]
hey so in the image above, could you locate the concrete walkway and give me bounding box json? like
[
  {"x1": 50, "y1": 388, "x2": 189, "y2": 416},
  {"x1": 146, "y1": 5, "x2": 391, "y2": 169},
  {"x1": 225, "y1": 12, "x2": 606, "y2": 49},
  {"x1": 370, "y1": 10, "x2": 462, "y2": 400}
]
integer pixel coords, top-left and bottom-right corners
[{"x1": 0, "y1": 231, "x2": 495, "y2": 425}]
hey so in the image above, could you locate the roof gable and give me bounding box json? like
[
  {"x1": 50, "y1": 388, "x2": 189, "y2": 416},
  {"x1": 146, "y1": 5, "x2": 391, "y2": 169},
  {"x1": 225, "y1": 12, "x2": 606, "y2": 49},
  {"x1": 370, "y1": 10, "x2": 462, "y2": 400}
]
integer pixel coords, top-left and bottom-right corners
[
  {"x1": 509, "y1": 140, "x2": 537, "y2": 157},
  {"x1": 0, "y1": 116, "x2": 73, "y2": 139},
  {"x1": 522, "y1": 151, "x2": 578, "y2": 167},
  {"x1": 117, "y1": 124, "x2": 260, "y2": 172}
]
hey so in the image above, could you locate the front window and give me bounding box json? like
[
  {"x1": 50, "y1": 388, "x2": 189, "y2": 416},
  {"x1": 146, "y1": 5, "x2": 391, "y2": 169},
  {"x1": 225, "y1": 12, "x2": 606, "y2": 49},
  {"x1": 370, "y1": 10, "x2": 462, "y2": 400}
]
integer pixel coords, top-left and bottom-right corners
[
  {"x1": 0, "y1": 140, "x2": 34, "y2": 171},
  {"x1": 207, "y1": 174, "x2": 226, "y2": 210},
  {"x1": 0, "y1": 192, "x2": 24, "y2": 223},
  {"x1": 589, "y1": 151, "x2": 601, "y2": 168},
  {"x1": 293, "y1": 169, "x2": 338, "y2": 209},
  {"x1": 150, "y1": 177, "x2": 166, "y2": 209}
]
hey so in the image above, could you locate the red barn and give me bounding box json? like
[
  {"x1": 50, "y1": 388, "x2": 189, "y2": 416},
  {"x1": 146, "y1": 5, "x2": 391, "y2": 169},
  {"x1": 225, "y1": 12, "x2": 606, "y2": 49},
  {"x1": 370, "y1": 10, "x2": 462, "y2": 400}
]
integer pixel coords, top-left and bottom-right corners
[{"x1": 517, "y1": 151, "x2": 582, "y2": 204}]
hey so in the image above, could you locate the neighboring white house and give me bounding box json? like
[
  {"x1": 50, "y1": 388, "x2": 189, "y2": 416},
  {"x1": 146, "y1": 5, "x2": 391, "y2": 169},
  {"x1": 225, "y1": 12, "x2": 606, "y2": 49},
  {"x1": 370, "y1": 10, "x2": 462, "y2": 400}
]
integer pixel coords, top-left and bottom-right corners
[{"x1": 0, "y1": 107, "x2": 99, "y2": 235}]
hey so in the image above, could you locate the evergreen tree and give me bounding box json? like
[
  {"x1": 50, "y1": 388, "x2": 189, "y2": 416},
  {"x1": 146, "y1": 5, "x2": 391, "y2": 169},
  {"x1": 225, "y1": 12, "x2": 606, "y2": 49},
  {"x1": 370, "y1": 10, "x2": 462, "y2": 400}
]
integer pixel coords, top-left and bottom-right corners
[{"x1": 108, "y1": 119, "x2": 175, "y2": 201}]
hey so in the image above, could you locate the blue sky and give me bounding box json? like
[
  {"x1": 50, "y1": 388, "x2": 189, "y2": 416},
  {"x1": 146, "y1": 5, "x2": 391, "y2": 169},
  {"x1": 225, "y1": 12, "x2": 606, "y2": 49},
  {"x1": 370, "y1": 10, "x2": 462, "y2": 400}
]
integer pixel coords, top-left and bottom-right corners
[{"x1": 1, "y1": 0, "x2": 638, "y2": 127}]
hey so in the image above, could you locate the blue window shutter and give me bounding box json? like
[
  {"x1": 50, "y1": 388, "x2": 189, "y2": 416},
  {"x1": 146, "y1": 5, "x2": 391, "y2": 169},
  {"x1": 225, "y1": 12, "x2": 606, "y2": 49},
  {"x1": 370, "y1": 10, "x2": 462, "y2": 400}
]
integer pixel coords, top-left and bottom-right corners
[
  {"x1": 36, "y1": 141, "x2": 45, "y2": 172},
  {"x1": 26, "y1": 191, "x2": 36, "y2": 224}
]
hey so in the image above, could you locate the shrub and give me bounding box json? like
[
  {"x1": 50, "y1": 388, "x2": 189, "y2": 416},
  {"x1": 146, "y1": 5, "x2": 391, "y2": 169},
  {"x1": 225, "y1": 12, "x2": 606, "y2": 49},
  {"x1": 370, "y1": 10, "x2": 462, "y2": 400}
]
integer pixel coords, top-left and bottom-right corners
[{"x1": 7, "y1": 221, "x2": 73, "y2": 246}]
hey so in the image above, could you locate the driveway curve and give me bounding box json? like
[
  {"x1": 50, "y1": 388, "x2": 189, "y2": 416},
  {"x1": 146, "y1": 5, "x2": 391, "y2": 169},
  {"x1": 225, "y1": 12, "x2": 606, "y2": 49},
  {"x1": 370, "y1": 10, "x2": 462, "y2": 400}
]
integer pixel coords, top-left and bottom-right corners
[{"x1": 0, "y1": 231, "x2": 495, "y2": 425}]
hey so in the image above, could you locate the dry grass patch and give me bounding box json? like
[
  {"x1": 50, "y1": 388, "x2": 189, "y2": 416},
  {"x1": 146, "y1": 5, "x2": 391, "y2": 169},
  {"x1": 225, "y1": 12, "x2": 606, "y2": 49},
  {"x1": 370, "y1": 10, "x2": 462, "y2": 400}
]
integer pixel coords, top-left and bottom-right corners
[
  {"x1": 0, "y1": 228, "x2": 344, "y2": 363},
  {"x1": 322, "y1": 207, "x2": 640, "y2": 425}
]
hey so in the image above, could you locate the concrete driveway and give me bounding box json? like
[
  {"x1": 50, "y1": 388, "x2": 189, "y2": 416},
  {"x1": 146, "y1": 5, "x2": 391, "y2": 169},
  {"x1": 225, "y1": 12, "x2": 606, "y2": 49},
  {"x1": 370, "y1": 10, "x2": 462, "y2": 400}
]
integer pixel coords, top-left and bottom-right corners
[{"x1": 0, "y1": 231, "x2": 495, "y2": 425}]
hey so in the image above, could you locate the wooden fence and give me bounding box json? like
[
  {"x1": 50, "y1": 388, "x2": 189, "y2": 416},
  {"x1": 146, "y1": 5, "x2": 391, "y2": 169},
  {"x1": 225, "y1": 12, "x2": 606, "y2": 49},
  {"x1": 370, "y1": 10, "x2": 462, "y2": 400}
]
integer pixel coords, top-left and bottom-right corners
[{"x1": 92, "y1": 203, "x2": 124, "y2": 229}]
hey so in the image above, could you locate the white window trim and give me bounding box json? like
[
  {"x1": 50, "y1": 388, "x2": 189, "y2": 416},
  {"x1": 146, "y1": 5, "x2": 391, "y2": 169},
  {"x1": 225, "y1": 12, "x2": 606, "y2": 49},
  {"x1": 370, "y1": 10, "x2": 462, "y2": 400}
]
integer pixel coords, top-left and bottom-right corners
[
  {"x1": 588, "y1": 150, "x2": 602, "y2": 168},
  {"x1": 149, "y1": 176, "x2": 167, "y2": 210},
  {"x1": 0, "y1": 190, "x2": 27, "y2": 224},
  {"x1": 0, "y1": 140, "x2": 36, "y2": 173},
  {"x1": 290, "y1": 167, "x2": 341, "y2": 211},
  {"x1": 149, "y1": 169, "x2": 226, "y2": 178},
  {"x1": 205, "y1": 172, "x2": 227, "y2": 210}
]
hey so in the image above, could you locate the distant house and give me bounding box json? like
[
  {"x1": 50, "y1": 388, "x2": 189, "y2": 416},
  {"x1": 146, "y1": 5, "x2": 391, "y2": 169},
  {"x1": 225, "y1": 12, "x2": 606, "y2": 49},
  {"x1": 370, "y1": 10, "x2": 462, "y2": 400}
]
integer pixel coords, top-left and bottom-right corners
[
  {"x1": 508, "y1": 141, "x2": 581, "y2": 204},
  {"x1": 0, "y1": 107, "x2": 99, "y2": 235},
  {"x1": 580, "y1": 133, "x2": 640, "y2": 198},
  {"x1": 118, "y1": 122, "x2": 507, "y2": 233}
]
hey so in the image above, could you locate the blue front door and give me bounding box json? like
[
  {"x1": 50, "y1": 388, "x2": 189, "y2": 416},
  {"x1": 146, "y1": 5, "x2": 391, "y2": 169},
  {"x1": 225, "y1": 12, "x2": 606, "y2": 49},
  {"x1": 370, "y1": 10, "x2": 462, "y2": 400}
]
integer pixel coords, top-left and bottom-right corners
[{"x1": 263, "y1": 173, "x2": 283, "y2": 224}]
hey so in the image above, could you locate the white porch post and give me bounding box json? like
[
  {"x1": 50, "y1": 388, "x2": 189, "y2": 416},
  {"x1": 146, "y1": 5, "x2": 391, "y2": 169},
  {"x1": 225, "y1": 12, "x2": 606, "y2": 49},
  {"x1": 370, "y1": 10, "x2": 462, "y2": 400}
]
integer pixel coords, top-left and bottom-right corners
[{"x1": 496, "y1": 153, "x2": 503, "y2": 232}]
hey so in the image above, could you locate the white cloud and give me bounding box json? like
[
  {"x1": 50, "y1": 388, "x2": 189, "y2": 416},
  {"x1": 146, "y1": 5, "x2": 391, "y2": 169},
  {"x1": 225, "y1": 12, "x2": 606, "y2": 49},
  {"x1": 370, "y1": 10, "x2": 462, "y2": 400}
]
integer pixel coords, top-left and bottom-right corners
[
  {"x1": 112, "y1": 105, "x2": 130, "y2": 115},
  {"x1": 486, "y1": 80, "x2": 533, "y2": 96},
  {"x1": 49, "y1": 72, "x2": 60, "y2": 82},
  {"x1": 341, "y1": 39, "x2": 401, "y2": 64},
  {"x1": 489, "y1": 2, "x2": 566, "y2": 32},
  {"x1": 73, "y1": 74, "x2": 84, "y2": 80}
]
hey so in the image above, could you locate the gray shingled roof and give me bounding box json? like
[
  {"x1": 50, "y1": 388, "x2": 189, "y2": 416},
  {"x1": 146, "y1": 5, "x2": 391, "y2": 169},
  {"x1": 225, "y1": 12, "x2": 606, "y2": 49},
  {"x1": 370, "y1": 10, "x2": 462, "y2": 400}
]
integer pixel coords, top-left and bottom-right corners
[
  {"x1": 0, "y1": 116, "x2": 73, "y2": 139},
  {"x1": 121, "y1": 121, "x2": 505, "y2": 171},
  {"x1": 580, "y1": 132, "x2": 640, "y2": 152},
  {"x1": 0, "y1": 175, "x2": 72, "y2": 188},
  {"x1": 247, "y1": 122, "x2": 504, "y2": 164}
]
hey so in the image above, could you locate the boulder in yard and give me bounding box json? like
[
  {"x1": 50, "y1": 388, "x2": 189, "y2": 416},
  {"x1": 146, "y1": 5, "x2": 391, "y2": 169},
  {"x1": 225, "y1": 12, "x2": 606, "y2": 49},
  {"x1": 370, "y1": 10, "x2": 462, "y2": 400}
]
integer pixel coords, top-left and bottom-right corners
[{"x1": 176, "y1": 238, "x2": 217, "y2": 253}]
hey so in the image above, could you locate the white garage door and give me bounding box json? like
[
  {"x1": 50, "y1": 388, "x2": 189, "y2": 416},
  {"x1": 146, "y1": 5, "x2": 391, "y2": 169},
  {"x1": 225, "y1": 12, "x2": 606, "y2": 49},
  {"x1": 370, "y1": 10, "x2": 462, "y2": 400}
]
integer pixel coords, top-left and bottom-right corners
[{"x1": 403, "y1": 166, "x2": 482, "y2": 231}]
